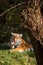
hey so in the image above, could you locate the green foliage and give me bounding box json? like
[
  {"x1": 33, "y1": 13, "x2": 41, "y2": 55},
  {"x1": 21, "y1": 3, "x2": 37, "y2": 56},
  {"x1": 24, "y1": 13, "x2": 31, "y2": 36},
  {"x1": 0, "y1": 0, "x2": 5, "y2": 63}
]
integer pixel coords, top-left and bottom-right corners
[
  {"x1": 0, "y1": 50, "x2": 37, "y2": 65},
  {"x1": 0, "y1": 0, "x2": 25, "y2": 43}
]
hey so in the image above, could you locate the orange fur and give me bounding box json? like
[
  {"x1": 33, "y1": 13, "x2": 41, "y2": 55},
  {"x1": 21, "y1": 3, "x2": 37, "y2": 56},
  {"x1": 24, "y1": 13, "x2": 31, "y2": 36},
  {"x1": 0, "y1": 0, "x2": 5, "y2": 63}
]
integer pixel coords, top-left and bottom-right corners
[{"x1": 10, "y1": 33, "x2": 33, "y2": 52}]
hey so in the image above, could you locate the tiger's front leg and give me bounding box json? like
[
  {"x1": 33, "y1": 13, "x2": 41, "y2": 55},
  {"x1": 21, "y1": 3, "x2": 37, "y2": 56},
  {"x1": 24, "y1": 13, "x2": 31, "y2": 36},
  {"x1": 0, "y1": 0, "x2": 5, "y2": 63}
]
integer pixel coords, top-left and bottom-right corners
[{"x1": 9, "y1": 47, "x2": 24, "y2": 52}]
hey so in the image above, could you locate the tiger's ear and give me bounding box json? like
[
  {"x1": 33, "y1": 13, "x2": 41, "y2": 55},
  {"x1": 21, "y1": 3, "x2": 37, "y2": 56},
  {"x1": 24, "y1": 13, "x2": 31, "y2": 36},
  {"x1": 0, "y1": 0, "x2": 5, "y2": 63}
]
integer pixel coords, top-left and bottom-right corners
[
  {"x1": 11, "y1": 32, "x2": 16, "y2": 36},
  {"x1": 20, "y1": 34, "x2": 23, "y2": 37}
]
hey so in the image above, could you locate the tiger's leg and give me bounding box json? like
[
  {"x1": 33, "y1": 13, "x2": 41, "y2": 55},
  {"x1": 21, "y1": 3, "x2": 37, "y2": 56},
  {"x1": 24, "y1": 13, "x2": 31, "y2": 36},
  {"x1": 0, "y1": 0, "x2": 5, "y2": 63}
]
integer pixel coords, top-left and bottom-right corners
[{"x1": 9, "y1": 47, "x2": 24, "y2": 52}]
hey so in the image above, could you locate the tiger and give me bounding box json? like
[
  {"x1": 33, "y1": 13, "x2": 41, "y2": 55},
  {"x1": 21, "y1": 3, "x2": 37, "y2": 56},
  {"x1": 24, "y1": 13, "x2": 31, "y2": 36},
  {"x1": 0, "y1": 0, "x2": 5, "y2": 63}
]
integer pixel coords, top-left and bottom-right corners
[{"x1": 10, "y1": 33, "x2": 33, "y2": 52}]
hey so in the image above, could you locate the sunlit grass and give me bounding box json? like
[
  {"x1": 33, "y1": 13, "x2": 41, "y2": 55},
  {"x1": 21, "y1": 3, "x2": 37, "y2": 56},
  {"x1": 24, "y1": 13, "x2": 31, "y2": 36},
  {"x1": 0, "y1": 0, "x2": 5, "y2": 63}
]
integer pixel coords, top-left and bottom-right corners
[{"x1": 0, "y1": 50, "x2": 37, "y2": 65}]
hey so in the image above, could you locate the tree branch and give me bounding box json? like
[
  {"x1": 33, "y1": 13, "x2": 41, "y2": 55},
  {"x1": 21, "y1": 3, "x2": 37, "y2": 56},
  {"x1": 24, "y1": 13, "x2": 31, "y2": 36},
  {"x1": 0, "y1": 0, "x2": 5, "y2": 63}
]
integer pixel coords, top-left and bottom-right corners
[{"x1": 0, "y1": 2, "x2": 26, "y2": 17}]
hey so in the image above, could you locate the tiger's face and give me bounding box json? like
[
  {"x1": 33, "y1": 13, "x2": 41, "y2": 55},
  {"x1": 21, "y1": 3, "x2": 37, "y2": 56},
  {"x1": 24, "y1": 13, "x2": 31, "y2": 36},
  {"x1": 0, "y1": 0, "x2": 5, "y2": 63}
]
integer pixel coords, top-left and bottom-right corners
[{"x1": 10, "y1": 33, "x2": 23, "y2": 49}]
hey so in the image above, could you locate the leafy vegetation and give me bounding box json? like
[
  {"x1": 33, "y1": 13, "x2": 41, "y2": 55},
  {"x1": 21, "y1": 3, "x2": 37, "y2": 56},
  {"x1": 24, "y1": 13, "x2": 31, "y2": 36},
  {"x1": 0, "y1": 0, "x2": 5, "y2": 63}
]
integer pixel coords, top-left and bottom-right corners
[
  {"x1": 0, "y1": 0, "x2": 25, "y2": 43},
  {"x1": 0, "y1": 50, "x2": 37, "y2": 65}
]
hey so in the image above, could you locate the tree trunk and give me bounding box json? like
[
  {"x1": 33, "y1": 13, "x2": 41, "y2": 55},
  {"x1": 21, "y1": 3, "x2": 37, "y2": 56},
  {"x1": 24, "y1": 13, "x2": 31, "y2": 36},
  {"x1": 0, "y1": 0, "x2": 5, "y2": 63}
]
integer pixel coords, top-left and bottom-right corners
[
  {"x1": 30, "y1": 35, "x2": 43, "y2": 65},
  {"x1": 23, "y1": 26, "x2": 43, "y2": 65},
  {"x1": 21, "y1": 0, "x2": 43, "y2": 65},
  {"x1": 32, "y1": 39, "x2": 43, "y2": 65}
]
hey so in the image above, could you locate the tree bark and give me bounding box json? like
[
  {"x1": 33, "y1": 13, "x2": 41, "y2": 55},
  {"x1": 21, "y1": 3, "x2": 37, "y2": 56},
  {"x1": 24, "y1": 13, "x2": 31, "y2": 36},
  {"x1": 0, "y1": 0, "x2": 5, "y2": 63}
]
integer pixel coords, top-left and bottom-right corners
[
  {"x1": 28, "y1": 31, "x2": 43, "y2": 65},
  {"x1": 21, "y1": 0, "x2": 43, "y2": 65},
  {"x1": 22, "y1": 25, "x2": 43, "y2": 65}
]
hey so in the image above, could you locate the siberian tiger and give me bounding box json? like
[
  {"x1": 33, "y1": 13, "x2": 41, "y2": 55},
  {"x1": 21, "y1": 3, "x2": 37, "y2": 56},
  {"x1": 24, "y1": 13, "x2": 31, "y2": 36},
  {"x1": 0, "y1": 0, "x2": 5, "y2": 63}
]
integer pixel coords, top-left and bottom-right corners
[{"x1": 10, "y1": 33, "x2": 33, "y2": 52}]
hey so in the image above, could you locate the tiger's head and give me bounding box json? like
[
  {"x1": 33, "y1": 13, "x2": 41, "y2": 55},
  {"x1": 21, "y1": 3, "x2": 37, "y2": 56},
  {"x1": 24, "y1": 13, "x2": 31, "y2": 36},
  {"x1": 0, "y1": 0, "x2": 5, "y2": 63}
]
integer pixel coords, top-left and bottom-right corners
[{"x1": 10, "y1": 33, "x2": 23, "y2": 49}]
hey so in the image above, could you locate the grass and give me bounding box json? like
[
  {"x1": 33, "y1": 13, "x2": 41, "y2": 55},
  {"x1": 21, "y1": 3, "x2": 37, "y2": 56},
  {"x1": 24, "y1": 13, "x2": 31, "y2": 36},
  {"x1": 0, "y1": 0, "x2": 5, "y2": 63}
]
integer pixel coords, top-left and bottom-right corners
[{"x1": 0, "y1": 49, "x2": 37, "y2": 65}]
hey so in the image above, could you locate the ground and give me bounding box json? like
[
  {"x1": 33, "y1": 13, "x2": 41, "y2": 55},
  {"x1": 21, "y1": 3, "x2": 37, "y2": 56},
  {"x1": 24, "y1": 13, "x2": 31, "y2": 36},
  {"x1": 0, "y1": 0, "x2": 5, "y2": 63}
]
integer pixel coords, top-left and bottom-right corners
[{"x1": 0, "y1": 50, "x2": 37, "y2": 65}]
